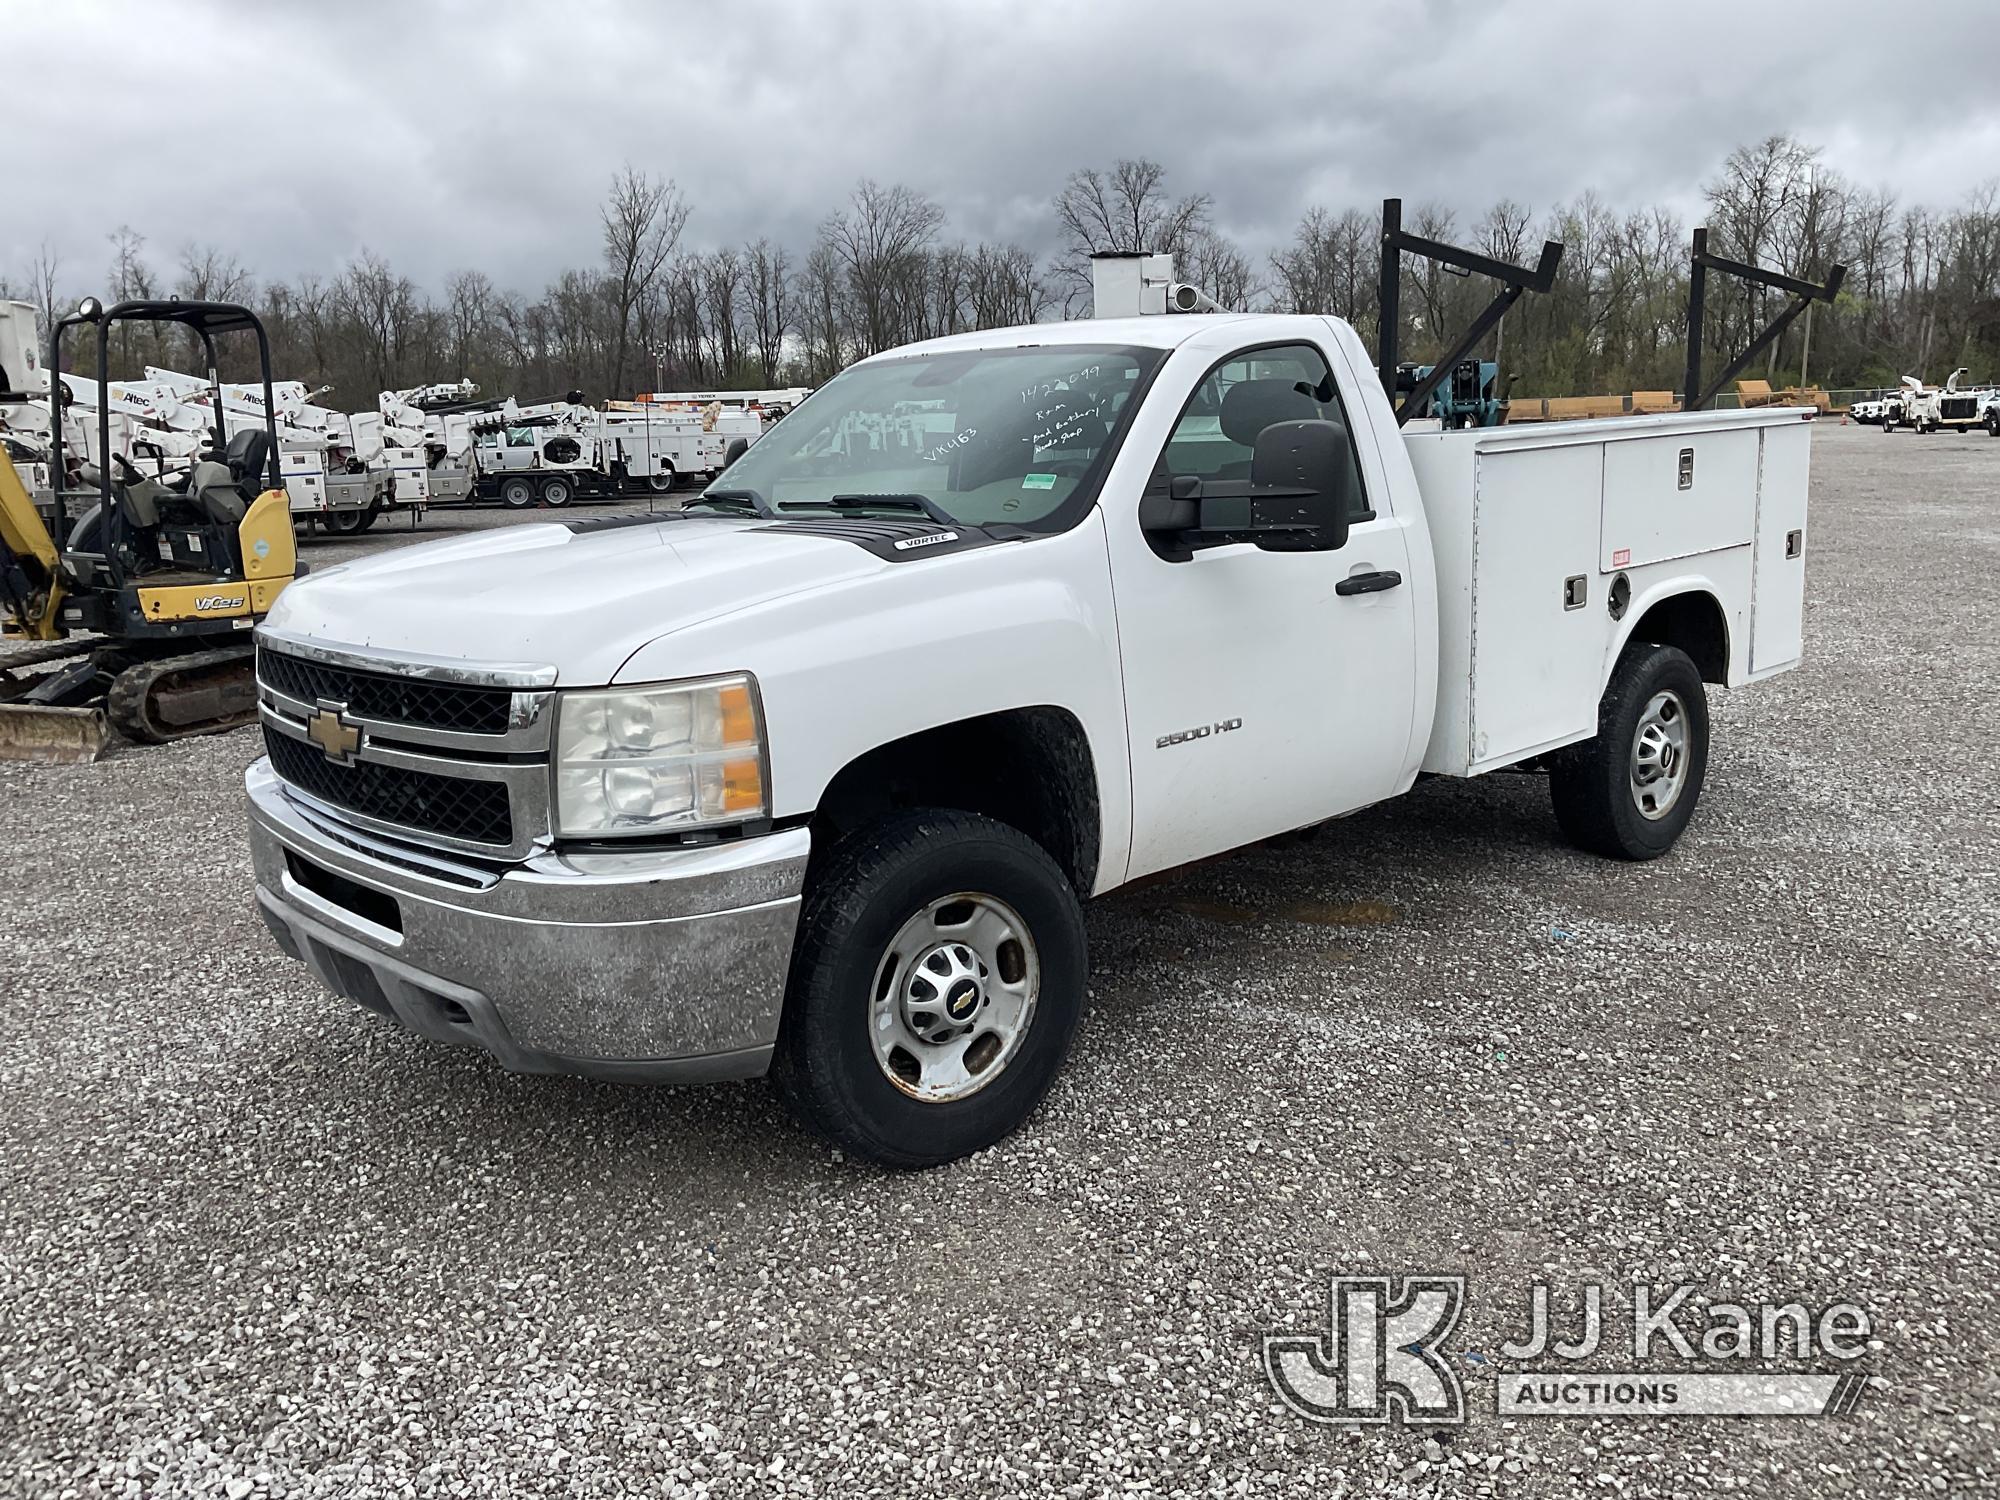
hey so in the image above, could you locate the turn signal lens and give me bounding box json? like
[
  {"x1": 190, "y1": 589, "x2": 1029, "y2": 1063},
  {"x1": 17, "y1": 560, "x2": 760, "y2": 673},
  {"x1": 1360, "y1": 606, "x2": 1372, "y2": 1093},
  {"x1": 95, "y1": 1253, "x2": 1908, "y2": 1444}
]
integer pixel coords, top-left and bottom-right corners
[
  {"x1": 718, "y1": 755, "x2": 764, "y2": 814},
  {"x1": 719, "y1": 682, "x2": 756, "y2": 747}
]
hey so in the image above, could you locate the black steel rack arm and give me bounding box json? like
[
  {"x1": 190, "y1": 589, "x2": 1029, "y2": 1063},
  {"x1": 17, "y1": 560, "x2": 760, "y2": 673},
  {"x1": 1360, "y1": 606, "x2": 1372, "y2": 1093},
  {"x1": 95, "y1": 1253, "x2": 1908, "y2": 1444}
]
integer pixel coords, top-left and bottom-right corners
[
  {"x1": 1378, "y1": 197, "x2": 1564, "y2": 428},
  {"x1": 1680, "y1": 228, "x2": 1846, "y2": 411}
]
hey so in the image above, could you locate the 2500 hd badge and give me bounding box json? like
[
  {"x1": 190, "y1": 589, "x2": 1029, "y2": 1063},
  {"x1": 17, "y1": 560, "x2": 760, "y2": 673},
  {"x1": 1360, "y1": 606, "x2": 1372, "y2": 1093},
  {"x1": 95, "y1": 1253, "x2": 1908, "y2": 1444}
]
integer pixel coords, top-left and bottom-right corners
[{"x1": 1158, "y1": 717, "x2": 1243, "y2": 749}]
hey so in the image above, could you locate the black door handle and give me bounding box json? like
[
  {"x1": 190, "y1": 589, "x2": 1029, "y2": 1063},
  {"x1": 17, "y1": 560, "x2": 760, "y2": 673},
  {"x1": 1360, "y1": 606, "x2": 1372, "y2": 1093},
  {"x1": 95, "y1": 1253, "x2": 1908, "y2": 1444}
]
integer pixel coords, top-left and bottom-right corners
[{"x1": 1335, "y1": 569, "x2": 1403, "y2": 596}]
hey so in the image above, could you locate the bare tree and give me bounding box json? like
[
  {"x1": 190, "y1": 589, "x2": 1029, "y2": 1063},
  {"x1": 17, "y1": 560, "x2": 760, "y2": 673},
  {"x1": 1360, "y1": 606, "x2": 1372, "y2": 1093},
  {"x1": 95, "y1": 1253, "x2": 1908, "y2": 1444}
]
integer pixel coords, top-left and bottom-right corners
[
  {"x1": 31, "y1": 242, "x2": 63, "y2": 356},
  {"x1": 1182, "y1": 227, "x2": 1258, "y2": 311},
  {"x1": 105, "y1": 226, "x2": 161, "y2": 377},
  {"x1": 339, "y1": 249, "x2": 422, "y2": 392},
  {"x1": 800, "y1": 241, "x2": 849, "y2": 383},
  {"x1": 744, "y1": 238, "x2": 792, "y2": 384},
  {"x1": 820, "y1": 180, "x2": 944, "y2": 356},
  {"x1": 601, "y1": 165, "x2": 690, "y2": 397},
  {"x1": 444, "y1": 269, "x2": 495, "y2": 383},
  {"x1": 174, "y1": 244, "x2": 253, "y2": 370},
  {"x1": 1053, "y1": 159, "x2": 1212, "y2": 311},
  {"x1": 701, "y1": 249, "x2": 745, "y2": 378},
  {"x1": 1270, "y1": 207, "x2": 1374, "y2": 332},
  {"x1": 967, "y1": 243, "x2": 1049, "y2": 330}
]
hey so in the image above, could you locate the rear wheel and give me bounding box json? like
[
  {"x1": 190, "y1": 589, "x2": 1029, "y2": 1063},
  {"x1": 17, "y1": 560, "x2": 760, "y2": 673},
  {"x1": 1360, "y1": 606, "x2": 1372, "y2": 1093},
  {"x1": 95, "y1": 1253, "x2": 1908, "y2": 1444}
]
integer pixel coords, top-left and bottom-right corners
[
  {"x1": 499, "y1": 477, "x2": 536, "y2": 509},
  {"x1": 322, "y1": 507, "x2": 370, "y2": 536},
  {"x1": 1549, "y1": 642, "x2": 1709, "y2": 861},
  {"x1": 540, "y1": 475, "x2": 574, "y2": 507},
  {"x1": 648, "y1": 469, "x2": 675, "y2": 493},
  {"x1": 773, "y1": 809, "x2": 1086, "y2": 1167}
]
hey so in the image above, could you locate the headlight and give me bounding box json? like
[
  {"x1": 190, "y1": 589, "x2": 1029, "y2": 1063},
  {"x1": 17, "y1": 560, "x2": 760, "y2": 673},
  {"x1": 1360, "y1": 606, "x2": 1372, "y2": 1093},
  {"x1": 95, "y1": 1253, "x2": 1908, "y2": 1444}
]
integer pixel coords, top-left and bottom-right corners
[{"x1": 554, "y1": 674, "x2": 767, "y2": 837}]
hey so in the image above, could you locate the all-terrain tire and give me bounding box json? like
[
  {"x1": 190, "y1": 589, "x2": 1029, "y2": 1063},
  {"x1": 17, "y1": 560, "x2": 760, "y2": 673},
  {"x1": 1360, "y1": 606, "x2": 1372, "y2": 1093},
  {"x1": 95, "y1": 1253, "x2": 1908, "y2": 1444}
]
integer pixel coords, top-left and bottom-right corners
[
  {"x1": 772, "y1": 809, "x2": 1087, "y2": 1168},
  {"x1": 1549, "y1": 642, "x2": 1709, "y2": 861}
]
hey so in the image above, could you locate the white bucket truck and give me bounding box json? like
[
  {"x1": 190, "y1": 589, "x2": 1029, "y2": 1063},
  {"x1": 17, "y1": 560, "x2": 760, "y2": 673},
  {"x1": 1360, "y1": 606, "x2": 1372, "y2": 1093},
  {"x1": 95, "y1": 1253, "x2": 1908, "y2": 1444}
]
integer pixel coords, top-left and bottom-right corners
[{"x1": 245, "y1": 221, "x2": 1819, "y2": 1167}]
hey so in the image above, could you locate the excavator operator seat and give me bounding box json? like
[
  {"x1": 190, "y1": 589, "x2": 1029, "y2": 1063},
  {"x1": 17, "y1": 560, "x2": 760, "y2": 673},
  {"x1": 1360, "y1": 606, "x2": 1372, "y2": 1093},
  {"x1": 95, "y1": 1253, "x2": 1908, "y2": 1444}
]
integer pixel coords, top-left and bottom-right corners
[
  {"x1": 188, "y1": 430, "x2": 269, "y2": 527},
  {"x1": 226, "y1": 428, "x2": 271, "y2": 492},
  {"x1": 190, "y1": 460, "x2": 247, "y2": 525}
]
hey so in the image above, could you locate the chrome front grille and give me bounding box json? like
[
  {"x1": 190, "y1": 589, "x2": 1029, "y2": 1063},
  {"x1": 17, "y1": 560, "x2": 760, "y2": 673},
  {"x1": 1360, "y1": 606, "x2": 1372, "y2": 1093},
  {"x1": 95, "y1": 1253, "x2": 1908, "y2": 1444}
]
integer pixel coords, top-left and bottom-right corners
[
  {"x1": 257, "y1": 649, "x2": 514, "y2": 735},
  {"x1": 255, "y1": 636, "x2": 557, "y2": 860},
  {"x1": 262, "y1": 727, "x2": 516, "y2": 846}
]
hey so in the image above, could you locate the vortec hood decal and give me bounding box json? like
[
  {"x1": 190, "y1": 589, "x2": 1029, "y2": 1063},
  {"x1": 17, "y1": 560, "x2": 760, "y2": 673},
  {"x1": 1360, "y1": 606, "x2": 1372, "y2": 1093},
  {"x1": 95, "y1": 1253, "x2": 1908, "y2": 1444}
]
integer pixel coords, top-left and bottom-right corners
[{"x1": 751, "y1": 517, "x2": 1008, "y2": 563}]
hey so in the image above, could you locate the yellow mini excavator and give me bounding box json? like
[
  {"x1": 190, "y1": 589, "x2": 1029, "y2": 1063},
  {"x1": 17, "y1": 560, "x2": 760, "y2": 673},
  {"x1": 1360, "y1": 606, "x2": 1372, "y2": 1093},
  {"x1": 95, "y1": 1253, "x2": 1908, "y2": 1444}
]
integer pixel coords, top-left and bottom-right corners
[{"x1": 0, "y1": 298, "x2": 300, "y2": 762}]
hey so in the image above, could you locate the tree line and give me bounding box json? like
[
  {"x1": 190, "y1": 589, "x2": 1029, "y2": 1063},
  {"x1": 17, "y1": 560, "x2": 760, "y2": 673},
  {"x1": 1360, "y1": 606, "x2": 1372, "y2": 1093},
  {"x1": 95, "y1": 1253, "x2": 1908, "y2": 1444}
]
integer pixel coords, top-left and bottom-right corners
[{"x1": 5, "y1": 136, "x2": 1995, "y2": 408}]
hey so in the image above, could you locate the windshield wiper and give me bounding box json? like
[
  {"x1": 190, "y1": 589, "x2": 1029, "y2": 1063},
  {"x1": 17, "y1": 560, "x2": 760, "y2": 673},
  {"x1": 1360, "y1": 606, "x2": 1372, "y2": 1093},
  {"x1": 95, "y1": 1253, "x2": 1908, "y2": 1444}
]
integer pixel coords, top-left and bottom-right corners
[
  {"x1": 780, "y1": 492, "x2": 957, "y2": 527},
  {"x1": 686, "y1": 487, "x2": 774, "y2": 517}
]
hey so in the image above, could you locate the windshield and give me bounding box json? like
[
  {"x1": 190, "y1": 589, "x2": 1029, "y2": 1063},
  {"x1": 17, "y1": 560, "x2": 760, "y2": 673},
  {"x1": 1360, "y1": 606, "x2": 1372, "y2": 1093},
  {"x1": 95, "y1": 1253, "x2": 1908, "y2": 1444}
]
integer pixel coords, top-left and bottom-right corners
[{"x1": 700, "y1": 344, "x2": 1162, "y2": 531}]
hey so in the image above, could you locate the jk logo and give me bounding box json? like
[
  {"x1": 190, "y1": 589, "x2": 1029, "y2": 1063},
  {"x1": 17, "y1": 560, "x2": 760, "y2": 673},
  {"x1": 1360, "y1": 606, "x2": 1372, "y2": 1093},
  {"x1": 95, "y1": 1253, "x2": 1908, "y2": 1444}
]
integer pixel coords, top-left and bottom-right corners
[{"x1": 1264, "y1": 1275, "x2": 1467, "y2": 1424}]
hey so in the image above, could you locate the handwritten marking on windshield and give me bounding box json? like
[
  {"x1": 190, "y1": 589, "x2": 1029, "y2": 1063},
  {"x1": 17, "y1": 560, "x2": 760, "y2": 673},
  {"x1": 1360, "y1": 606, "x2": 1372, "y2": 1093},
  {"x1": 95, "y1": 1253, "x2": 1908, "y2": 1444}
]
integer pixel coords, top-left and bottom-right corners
[
  {"x1": 1032, "y1": 398, "x2": 1107, "y2": 452},
  {"x1": 922, "y1": 427, "x2": 977, "y2": 462},
  {"x1": 1017, "y1": 364, "x2": 1102, "y2": 405}
]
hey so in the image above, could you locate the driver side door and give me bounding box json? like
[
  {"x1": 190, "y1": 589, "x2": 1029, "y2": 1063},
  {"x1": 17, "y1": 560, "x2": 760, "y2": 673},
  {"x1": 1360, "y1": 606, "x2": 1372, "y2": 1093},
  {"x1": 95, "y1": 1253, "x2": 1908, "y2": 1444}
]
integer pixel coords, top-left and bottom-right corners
[{"x1": 1105, "y1": 338, "x2": 1419, "y2": 879}]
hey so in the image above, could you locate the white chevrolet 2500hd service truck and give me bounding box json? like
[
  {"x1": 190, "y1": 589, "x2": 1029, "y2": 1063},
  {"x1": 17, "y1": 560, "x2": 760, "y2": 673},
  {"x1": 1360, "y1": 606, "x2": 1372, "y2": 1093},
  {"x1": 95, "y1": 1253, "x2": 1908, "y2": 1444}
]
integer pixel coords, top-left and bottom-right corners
[{"x1": 245, "y1": 307, "x2": 1811, "y2": 1167}]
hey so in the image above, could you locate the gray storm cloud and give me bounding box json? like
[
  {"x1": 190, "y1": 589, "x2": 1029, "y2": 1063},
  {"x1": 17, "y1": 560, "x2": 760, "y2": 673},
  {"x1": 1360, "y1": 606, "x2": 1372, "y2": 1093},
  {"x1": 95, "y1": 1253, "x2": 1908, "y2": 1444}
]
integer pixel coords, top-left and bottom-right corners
[{"x1": 7, "y1": 0, "x2": 1992, "y2": 293}]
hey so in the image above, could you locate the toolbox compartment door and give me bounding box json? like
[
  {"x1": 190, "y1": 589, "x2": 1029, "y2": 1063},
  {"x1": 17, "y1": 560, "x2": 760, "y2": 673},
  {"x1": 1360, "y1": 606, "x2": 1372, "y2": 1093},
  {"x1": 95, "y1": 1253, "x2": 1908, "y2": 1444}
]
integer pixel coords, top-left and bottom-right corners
[
  {"x1": 1749, "y1": 420, "x2": 1810, "y2": 674},
  {"x1": 1599, "y1": 429, "x2": 1757, "y2": 571},
  {"x1": 1465, "y1": 443, "x2": 1604, "y2": 770}
]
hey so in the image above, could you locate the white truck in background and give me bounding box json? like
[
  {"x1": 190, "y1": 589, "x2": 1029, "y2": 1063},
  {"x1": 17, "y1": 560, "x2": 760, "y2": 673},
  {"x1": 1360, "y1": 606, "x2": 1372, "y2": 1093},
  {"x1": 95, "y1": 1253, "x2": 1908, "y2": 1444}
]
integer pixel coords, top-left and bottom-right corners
[
  {"x1": 633, "y1": 386, "x2": 812, "y2": 420},
  {"x1": 245, "y1": 254, "x2": 1814, "y2": 1168},
  {"x1": 0, "y1": 314, "x2": 429, "y2": 537},
  {"x1": 1901, "y1": 368, "x2": 1997, "y2": 435},
  {"x1": 457, "y1": 398, "x2": 760, "y2": 508}
]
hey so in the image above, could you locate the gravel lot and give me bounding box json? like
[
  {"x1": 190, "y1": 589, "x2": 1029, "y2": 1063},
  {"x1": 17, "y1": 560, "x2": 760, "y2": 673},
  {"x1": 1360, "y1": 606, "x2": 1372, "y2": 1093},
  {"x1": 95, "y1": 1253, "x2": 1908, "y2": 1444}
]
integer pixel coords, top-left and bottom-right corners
[{"x1": 2, "y1": 423, "x2": 1995, "y2": 1498}]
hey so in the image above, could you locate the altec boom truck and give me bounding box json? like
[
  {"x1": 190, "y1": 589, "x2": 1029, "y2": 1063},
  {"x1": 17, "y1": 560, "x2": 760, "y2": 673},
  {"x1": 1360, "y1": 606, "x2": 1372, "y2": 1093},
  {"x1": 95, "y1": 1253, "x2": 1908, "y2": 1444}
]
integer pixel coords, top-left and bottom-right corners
[{"x1": 245, "y1": 211, "x2": 1826, "y2": 1167}]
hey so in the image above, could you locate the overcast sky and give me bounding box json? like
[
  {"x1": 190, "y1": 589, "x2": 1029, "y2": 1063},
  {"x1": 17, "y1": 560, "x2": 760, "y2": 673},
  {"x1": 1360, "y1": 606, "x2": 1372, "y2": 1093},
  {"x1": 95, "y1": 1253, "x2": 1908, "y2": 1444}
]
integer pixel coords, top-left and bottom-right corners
[{"x1": 9, "y1": 0, "x2": 1996, "y2": 299}]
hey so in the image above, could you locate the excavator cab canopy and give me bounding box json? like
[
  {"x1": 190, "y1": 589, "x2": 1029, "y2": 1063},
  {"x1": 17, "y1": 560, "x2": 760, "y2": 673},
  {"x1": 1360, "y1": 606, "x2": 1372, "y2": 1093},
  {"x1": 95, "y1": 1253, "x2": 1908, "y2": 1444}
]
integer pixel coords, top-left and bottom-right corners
[{"x1": 50, "y1": 298, "x2": 286, "y2": 573}]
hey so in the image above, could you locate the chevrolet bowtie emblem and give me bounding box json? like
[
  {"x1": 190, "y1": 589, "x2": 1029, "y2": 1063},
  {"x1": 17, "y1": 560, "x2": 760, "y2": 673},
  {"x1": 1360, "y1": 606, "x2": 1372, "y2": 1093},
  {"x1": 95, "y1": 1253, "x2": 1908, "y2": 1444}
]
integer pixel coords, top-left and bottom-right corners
[{"x1": 305, "y1": 703, "x2": 362, "y2": 765}]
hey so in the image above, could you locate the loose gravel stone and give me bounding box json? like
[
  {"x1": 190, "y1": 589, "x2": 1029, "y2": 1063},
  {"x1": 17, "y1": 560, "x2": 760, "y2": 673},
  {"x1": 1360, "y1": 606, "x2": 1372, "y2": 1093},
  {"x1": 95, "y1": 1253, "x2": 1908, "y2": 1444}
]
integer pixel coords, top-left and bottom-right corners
[{"x1": 0, "y1": 427, "x2": 1994, "y2": 1496}]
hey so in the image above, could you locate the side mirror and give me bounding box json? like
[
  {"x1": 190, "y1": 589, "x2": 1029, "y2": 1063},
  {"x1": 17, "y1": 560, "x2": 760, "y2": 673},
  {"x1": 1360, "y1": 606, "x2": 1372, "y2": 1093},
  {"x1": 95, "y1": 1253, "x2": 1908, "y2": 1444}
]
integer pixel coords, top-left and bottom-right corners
[
  {"x1": 1139, "y1": 418, "x2": 1353, "y2": 552},
  {"x1": 722, "y1": 436, "x2": 750, "y2": 467},
  {"x1": 1242, "y1": 418, "x2": 1352, "y2": 551}
]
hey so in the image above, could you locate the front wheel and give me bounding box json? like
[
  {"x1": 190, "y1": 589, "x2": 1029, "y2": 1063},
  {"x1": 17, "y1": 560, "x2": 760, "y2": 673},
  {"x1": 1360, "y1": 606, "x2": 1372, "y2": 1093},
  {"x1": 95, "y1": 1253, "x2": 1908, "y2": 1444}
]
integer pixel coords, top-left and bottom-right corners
[
  {"x1": 1549, "y1": 642, "x2": 1710, "y2": 860},
  {"x1": 773, "y1": 809, "x2": 1086, "y2": 1167}
]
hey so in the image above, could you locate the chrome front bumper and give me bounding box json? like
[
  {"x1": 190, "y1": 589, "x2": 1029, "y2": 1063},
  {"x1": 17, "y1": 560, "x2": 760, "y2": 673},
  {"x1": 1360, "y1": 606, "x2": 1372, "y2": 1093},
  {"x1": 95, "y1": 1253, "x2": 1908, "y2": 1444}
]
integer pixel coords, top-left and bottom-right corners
[{"x1": 246, "y1": 759, "x2": 809, "y2": 1083}]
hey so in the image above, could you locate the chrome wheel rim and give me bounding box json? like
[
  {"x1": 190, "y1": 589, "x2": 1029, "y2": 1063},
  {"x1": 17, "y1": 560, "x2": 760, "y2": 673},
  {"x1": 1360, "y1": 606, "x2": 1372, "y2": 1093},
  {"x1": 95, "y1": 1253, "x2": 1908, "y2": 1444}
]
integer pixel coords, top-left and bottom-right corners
[
  {"x1": 869, "y1": 892, "x2": 1039, "y2": 1103},
  {"x1": 1629, "y1": 689, "x2": 1691, "y2": 820}
]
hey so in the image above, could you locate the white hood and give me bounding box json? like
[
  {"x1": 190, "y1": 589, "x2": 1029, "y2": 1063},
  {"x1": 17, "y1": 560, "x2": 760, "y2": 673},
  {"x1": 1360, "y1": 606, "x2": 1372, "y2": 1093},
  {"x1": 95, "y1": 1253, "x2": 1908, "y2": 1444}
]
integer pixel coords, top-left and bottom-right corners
[{"x1": 261, "y1": 515, "x2": 887, "y2": 684}]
